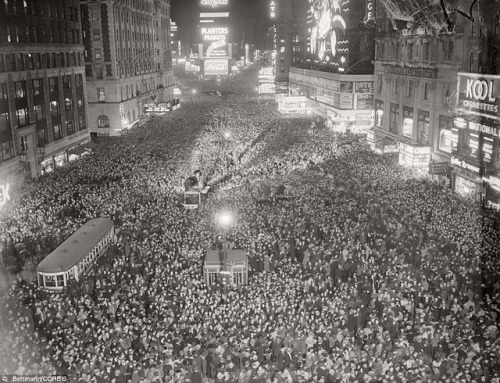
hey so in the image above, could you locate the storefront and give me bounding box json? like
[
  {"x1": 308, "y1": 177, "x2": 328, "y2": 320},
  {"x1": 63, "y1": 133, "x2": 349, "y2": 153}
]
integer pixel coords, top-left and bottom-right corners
[
  {"x1": 450, "y1": 156, "x2": 483, "y2": 201},
  {"x1": 484, "y1": 175, "x2": 500, "y2": 210}
]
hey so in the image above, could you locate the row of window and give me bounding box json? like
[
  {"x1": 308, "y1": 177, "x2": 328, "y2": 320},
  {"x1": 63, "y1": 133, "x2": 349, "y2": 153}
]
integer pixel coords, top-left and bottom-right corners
[
  {"x1": 0, "y1": 52, "x2": 84, "y2": 73},
  {"x1": 3, "y1": 0, "x2": 79, "y2": 22},
  {"x1": 375, "y1": 101, "x2": 431, "y2": 145},
  {"x1": 4, "y1": 24, "x2": 81, "y2": 45},
  {"x1": 75, "y1": 230, "x2": 114, "y2": 276},
  {"x1": 376, "y1": 76, "x2": 433, "y2": 101}
]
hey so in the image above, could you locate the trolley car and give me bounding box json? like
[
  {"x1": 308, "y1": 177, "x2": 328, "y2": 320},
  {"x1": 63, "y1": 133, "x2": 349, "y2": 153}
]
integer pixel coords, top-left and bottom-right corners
[{"x1": 36, "y1": 218, "x2": 115, "y2": 291}]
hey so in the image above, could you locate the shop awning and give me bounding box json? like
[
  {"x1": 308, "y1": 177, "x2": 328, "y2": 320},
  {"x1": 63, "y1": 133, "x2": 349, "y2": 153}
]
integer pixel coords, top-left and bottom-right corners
[{"x1": 68, "y1": 146, "x2": 86, "y2": 156}]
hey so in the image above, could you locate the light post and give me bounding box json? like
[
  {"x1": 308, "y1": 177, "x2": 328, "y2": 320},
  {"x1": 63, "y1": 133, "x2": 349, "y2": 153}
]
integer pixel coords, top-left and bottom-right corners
[{"x1": 215, "y1": 210, "x2": 234, "y2": 301}]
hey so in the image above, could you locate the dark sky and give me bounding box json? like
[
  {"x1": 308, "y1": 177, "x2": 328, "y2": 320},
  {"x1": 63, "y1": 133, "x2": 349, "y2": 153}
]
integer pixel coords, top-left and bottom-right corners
[{"x1": 171, "y1": 0, "x2": 271, "y2": 53}]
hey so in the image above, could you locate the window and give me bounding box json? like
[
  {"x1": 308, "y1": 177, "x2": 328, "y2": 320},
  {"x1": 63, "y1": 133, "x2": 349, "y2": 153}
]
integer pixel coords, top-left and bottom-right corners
[
  {"x1": 422, "y1": 42, "x2": 429, "y2": 60},
  {"x1": 422, "y1": 82, "x2": 429, "y2": 101},
  {"x1": 91, "y1": 9, "x2": 99, "y2": 21},
  {"x1": 16, "y1": 107, "x2": 29, "y2": 127},
  {"x1": 402, "y1": 107, "x2": 413, "y2": 138},
  {"x1": 280, "y1": 46, "x2": 285, "y2": 53},
  {"x1": 93, "y1": 29, "x2": 100, "y2": 41},
  {"x1": 389, "y1": 104, "x2": 399, "y2": 134},
  {"x1": 49, "y1": 77, "x2": 58, "y2": 93},
  {"x1": 375, "y1": 100, "x2": 384, "y2": 127},
  {"x1": 95, "y1": 48, "x2": 102, "y2": 60},
  {"x1": 66, "y1": 119, "x2": 74, "y2": 135},
  {"x1": 377, "y1": 75, "x2": 383, "y2": 94},
  {"x1": 446, "y1": 40, "x2": 454, "y2": 61},
  {"x1": 17, "y1": 54, "x2": 25, "y2": 71},
  {"x1": 97, "y1": 115, "x2": 109, "y2": 128},
  {"x1": 292, "y1": 34, "x2": 301, "y2": 43},
  {"x1": 438, "y1": 116, "x2": 452, "y2": 153},
  {"x1": 79, "y1": 115, "x2": 85, "y2": 130},
  {"x1": 65, "y1": 97, "x2": 73, "y2": 111},
  {"x1": 0, "y1": 111, "x2": 10, "y2": 136},
  {"x1": 495, "y1": 14, "x2": 500, "y2": 36},
  {"x1": 14, "y1": 81, "x2": 26, "y2": 98},
  {"x1": 393, "y1": 79, "x2": 398, "y2": 94},
  {"x1": 417, "y1": 110, "x2": 430, "y2": 145},
  {"x1": 407, "y1": 81, "x2": 413, "y2": 98},
  {"x1": 407, "y1": 42, "x2": 413, "y2": 60},
  {"x1": 1, "y1": 140, "x2": 13, "y2": 162},
  {"x1": 53, "y1": 123, "x2": 61, "y2": 140},
  {"x1": 492, "y1": 51, "x2": 498, "y2": 73},
  {"x1": 63, "y1": 75, "x2": 71, "y2": 89},
  {"x1": 34, "y1": 104, "x2": 44, "y2": 121},
  {"x1": 95, "y1": 65, "x2": 103, "y2": 79},
  {"x1": 32, "y1": 79, "x2": 43, "y2": 96},
  {"x1": 50, "y1": 100, "x2": 59, "y2": 116},
  {"x1": 469, "y1": 52, "x2": 475, "y2": 72},
  {"x1": 0, "y1": 83, "x2": 7, "y2": 101},
  {"x1": 97, "y1": 88, "x2": 105, "y2": 102}
]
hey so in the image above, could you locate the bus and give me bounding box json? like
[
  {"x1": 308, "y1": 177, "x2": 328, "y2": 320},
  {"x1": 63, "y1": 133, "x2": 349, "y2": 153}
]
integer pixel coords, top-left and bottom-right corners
[{"x1": 36, "y1": 218, "x2": 115, "y2": 291}]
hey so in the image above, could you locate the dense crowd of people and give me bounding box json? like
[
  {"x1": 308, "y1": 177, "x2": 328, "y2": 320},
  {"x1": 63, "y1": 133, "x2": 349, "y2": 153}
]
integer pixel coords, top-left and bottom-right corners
[{"x1": 0, "y1": 66, "x2": 499, "y2": 382}]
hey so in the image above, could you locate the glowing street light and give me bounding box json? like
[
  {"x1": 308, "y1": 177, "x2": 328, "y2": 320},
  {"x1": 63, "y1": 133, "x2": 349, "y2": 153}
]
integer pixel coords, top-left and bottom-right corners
[
  {"x1": 223, "y1": 131, "x2": 231, "y2": 139},
  {"x1": 217, "y1": 210, "x2": 234, "y2": 228}
]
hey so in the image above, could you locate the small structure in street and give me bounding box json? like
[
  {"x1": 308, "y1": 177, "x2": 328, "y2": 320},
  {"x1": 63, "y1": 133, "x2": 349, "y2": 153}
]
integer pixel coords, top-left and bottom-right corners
[{"x1": 204, "y1": 249, "x2": 248, "y2": 286}]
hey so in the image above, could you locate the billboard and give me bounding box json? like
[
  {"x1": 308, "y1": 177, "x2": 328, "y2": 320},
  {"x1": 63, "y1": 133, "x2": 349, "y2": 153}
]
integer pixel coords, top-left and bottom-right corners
[
  {"x1": 204, "y1": 58, "x2": 229, "y2": 76},
  {"x1": 457, "y1": 73, "x2": 500, "y2": 121},
  {"x1": 200, "y1": 0, "x2": 229, "y2": 8},
  {"x1": 308, "y1": 0, "x2": 347, "y2": 62},
  {"x1": 259, "y1": 83, "x2": 276, "y2": 95}
]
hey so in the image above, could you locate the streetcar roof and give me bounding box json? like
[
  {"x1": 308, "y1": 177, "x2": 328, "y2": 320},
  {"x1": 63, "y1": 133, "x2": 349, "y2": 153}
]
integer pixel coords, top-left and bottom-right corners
[{"x1": 37, "y1": 218, "x2": 114, "y2": 274}]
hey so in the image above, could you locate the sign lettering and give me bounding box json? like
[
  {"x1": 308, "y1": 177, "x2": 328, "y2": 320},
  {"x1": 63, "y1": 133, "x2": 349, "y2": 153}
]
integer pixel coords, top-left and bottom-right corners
[
  {"x1": 457, "y1": 73, "x2": 500, "y2": 119},
  {"x1": 201, "y1": 0, "x2": 228, "y2": 7}
]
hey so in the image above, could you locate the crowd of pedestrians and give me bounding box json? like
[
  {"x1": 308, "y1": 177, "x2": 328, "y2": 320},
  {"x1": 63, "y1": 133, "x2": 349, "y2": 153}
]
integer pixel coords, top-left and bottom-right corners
[{"x1": 0, "y1": 67, "x2": 499, "y2": 382}]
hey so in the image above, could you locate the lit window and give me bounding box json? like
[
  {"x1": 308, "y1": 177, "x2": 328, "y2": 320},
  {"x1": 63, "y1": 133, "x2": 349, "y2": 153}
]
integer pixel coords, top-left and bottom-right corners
[{"x1": 97, "y1": 88, "x2": 105, "y2": 102}]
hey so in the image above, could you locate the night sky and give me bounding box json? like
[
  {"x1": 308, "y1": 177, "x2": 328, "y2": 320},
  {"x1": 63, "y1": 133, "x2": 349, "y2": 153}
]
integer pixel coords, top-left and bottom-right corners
[{"x1": 171, "y1": 0, "x2": 272, "y2": 53}]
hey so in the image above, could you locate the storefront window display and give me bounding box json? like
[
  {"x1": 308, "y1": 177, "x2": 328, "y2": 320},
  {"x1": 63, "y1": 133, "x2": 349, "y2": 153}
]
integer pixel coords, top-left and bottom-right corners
[
  {"x1": 417, "y1": 110, "x2": 429, "y2": 145},
  {"x1": 389, "y1": 104, "x2": 399, "y2": 134},
  {"x1": 438, "y1": 116, "x2": 453, "y2": 153},
  {"x1": 455, "y1": 175, "x2": 480, "y2": 200},
  {"x1": 403, "y1": 107, "x2": 413, "y2": 138}
]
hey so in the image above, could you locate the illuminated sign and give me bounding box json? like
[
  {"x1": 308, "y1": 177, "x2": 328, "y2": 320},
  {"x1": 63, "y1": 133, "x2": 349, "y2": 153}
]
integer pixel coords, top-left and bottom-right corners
[
  {"x1": 0, "y1": 183, "x2": 10, "y2": 207},
  {"x1": 308, "y1": 0, "x2": 346, "y2": 62},
  {"x1": 204, "y1": 58, "x2": 228, "y2": 76},
  {"x1": 259, "y1": 83, "x2": 276, "y2": 94},
  {"x1": 364, "y1": 0, "x2": 374, "y2": 22},
  {"x1": 270, "y1": 1, "x2": 275, "y2": 18},
  {"x1": 457, "y1": 73, "x2": 500, "y2": 120},
  {"x1": 201, "y1": 0, "x2": 228, "y2": 7},
  {"x1": 451, "y1": 156, "x2": 481, "y2": 173},
  {"x1": 201, "y1": 27, "x2": 228, "y2": 41},
  {"x1": 144, "y1": 103, "x2": 172, "y2": 113}
]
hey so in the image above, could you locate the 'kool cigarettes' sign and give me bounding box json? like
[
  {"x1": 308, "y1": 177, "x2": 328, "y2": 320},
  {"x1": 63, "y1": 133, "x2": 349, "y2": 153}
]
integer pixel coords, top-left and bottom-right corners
[{"x1": 457, "y1": 72, "x2": 500, "y2": 120}]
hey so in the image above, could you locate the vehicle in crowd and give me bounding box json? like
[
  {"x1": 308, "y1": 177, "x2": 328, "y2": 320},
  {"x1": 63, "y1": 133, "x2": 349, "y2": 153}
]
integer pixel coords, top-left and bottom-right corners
[
  {"x1": 183, "y1": 170, "x2": 210, "y2": 209},
  {"x1": 36, "y1": 218, "x2": 115, "y2": 291}
]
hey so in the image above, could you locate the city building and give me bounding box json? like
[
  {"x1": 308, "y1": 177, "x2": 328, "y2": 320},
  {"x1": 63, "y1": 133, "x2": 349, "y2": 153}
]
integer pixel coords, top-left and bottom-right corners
[
  {"x1": 271, "y1": 0, "x2": 308, "y2": 91},
  {"x1": 0, "y1": 0, "x2": 90, "y2": 204},
  {"x1": 370, "y1": 0, "x2": 500, "y2": 207},
  {"x1": 80, "y1": 0, "x2": 175, "y2": 137}
]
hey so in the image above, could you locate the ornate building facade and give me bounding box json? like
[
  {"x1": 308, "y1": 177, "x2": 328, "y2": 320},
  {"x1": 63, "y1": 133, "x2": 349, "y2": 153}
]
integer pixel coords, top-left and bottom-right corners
[
  {"x1": 81, "y1": 0, "x2": 174, "y2": 137},
  {"x1": 370, "y1": 0, "x2": 500, "y2": 208},
  {"x1": 0, "y1": 0, "x2": 89, "y2": 206}
]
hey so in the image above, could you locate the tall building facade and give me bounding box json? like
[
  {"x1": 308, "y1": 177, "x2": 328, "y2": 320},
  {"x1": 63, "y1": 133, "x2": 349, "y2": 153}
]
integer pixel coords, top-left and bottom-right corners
[
  {"x1": 81, "y1": 0, "x2": 175, "y2": 137},
  {"x1": 272, "y1": 0, "x2": 308, "y2": 89},
  {"x1": 0, "y1": 0, "x2": 89, "y2": 206},
  {"x1": 370, "y1": 0, "x2": 500, "y2": 208}
]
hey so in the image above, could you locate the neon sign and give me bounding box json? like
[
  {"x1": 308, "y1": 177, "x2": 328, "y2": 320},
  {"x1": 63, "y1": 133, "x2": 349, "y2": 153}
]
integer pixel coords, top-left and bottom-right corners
[
  {"x1": 201, "y1": 27, "x2": 228, "y2": 41},
  {"x1": 201, "y1": 0, "x2": 228, "y2": 7},
  {"x1": 270, "y1": 1, "x2": 276, "y2": 18}
]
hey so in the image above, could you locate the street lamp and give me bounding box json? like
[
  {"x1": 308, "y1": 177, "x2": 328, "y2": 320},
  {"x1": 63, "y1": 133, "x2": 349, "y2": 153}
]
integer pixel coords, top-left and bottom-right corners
[
  {"x1": 215, "y1": 209, "x2": 234, "y2": 299},
  {"x1": 223, "y1": 131, "x2": 231, "y2": 139}
]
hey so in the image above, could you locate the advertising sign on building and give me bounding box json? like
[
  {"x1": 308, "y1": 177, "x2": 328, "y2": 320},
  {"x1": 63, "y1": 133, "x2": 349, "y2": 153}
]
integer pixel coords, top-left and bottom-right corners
[
  {"x1": 429, "y1": 162, "x2": 449, "y2": 175},
  {"x1": 259, "y1": 83, "x2": 276, "y2": 94},
  {"x1": 270, "y1": 0, "x2": 276, "y2": 18},
  {"x1": 457, "y1": 73, "x2": 500, "y2": 121},
  {"x1": 340, "y1": 94, "x2": 353, "y2": 109},
  {"x1": 204, "y1": 58, "x2": 229, "y2": 76},
  {"x1": 201, "y1": 0, "x2": 229, "y2": 7}
]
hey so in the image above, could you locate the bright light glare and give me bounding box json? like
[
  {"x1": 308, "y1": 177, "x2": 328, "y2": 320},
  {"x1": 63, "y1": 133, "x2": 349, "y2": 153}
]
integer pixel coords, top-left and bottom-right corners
[
  {"x1": 224, "y1": 131, "x2": 231, "y2": 139},
  {"x1": 192, "y1": 89, "x2": 197, "y2": 94},
  {"x1": 218, "y1": 211, "x2": 233, "y2": 227}
]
